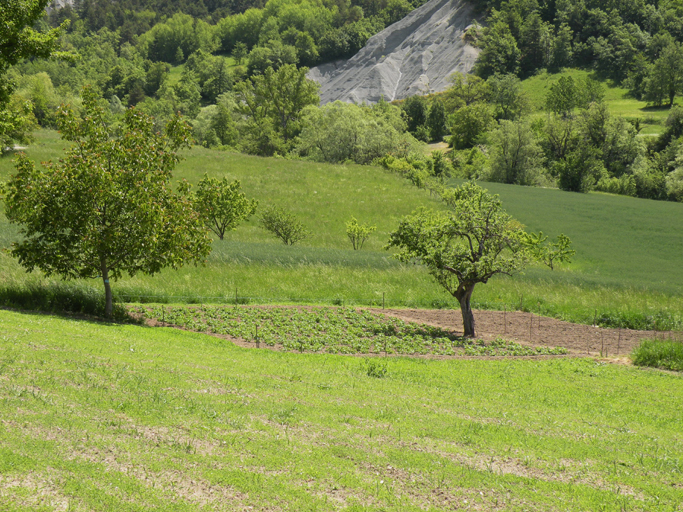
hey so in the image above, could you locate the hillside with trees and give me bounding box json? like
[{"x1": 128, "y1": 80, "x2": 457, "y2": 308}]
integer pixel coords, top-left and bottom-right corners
[{"x1": 4, "y1": 0, "x2": 683, "y2": 206}]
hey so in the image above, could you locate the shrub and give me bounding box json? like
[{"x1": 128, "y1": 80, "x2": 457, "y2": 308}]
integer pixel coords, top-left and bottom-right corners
[
  {"x1": 346, "y1": 217, "x2": 376, "y2": 250},
  {"x1": 631, "y1": 339, "x2": 683, "y2": 372},
  {"x1": 364, "y1": 358, "x2": 388, "y2": 378},
  {"x1": 260, "y1": 206, "x2": 310, "y2": 245}
]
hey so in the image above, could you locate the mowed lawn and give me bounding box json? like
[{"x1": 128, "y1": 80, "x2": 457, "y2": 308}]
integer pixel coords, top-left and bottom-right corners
[
  {"x1": 2, "y1": 131, "x2": 683, "y2": 328},
  {"x1": 0, "y1": 309, "x2": 682, "y2": 511}
]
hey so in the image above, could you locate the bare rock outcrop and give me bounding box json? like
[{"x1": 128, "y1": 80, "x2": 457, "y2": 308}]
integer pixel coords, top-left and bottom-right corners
[{"x1": 308, "y1": 0, "x2": 480, "y2": 105}]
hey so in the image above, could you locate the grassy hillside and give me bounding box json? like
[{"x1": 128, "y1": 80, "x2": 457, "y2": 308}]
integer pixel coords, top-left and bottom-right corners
[
  {"x1": 2, "y1": 131, "x2": 683, "y2": 328},
  {"x1": 1, "y1": 309, "x2": 682, "y2": 511},
  {"x1": 520, "y1": 69, "x2": 673, "y2": 136}
]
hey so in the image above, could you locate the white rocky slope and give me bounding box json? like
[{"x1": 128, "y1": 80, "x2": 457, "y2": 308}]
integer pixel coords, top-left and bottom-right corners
[{"x1": 308, "y1": 0, "x2": 480, "y2": 105}]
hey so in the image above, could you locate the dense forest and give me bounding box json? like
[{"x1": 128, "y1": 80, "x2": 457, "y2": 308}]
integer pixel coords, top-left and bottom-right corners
[{"x1": 3, "y1": 0, "x2": 683, "y2": 202}]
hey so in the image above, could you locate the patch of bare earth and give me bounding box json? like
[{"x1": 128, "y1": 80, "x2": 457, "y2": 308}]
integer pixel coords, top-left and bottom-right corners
[
  {"x1": 136, "y1": 305, "x2": 666, "y2": 361},
  {"x1": 0, "y1": 472, "x2": 73, "y2": 511},
  {"x1": 371, "y1": 308, "x2": 660, "y2": 358}
]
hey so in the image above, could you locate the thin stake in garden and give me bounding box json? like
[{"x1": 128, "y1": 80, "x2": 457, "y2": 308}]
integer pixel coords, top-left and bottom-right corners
[
  {"x1": 529, "y1": 313, "x2": 533, "y2": 342},
  {"x1": 617, "y1": 326, "x2": 621, "y2": 355}
]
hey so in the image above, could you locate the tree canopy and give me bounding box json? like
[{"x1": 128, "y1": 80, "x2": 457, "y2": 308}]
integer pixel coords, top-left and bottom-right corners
[
  {"x1": 3, "y1": 87, "x2": 212, "y2": 317},
  {"x1": 387, "y1": 182, "x2": 573, "y2": 337},
  {"x1": 195, "y1": 175, "x2": 258, "y2": 240},
  {"x1": 0, "y1": 0, "x2": 68, "y2": 149}
]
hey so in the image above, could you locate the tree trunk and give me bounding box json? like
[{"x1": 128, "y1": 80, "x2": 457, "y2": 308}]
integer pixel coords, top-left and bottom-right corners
[
  {"x1": 101, "y1": 259, "x2": 112, "y2": 319},
  {"x1": 457, "y1": 284, "x2": 476, "y2": 338}
]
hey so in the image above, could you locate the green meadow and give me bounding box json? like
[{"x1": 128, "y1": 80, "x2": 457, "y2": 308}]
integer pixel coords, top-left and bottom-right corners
[
  {"x1": 1, "y1": 308, "x2": 682, "y2": 511},
  {"x1": 2, "y1": 129, "x2": 683, "y2": 329},
  {"x1": 520, "y1": 68, "x2": 675, "y2": 136}
]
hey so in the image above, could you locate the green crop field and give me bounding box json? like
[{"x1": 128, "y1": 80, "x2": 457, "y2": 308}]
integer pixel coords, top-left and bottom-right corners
[
  {"x1": 0, "y1": 309, "x2": 682, "y2": 511},
  {"x1": 2, "y1": 130, "x2": 683, "y2": 329}
]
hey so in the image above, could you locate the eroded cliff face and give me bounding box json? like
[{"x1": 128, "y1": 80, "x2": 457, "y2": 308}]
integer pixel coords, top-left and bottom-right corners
[
  {"x1": 47, "y1": 0, "x2": 75, "y2": 11},
  {"x1": 308, "y1": 0, "x2": 480, "y2": 105}
]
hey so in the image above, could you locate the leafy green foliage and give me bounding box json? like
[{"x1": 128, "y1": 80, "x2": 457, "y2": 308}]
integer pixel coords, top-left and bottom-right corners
[
  {"x1": 546, "y1": 76, "x2": 578, "y2": 116},
  {"x1": 346, "y1": 217, "x2": 376, "y2": 250},
  {"x1": 296, "y1": 100, "x2": 416, "y2": 164},
  {"x1": 260, "y1": 205, "x2": 310, "y2": 245},
  {"x1": 487, "y1": 119, "x2": 544, "y2": 186},
  {"x1": 487, "y1": 73, "x2": 529, "y2": 120},
  {"x1": 133, "y1": 305, "x2": 568, "y2": 356},
  {"x1": 449, "y1": 103, "x2": 495, "y2": 150},
  {"x1": 235, "y1": 64, "x2": 319, "y2": 156},
  {"x1": 474, "y1": 23, "x2": 520, "y2": 79},
  {"x1": 632, "y1": 338, "x2": 683, "y2": 372},
  {"x1": 3, "y1": 87, "x2": 211, "y2": 317},
  {"x1": 195, "y1": 174, "x2": 258, "y2": 240},
  {"x1": 387, "y1": 182, "x2": 572, "y2": 337},
  {"x1": 0, "y1": 0, "x2": 67, "y2": 149},
  {"x1": 644, "y1": 42, "x2": 683, "y2": 107}
]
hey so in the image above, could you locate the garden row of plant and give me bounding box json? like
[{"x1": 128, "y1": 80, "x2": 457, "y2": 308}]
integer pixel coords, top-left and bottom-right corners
[{"x1": 130, "y1": 304, "x2": 568, "y2": 357}]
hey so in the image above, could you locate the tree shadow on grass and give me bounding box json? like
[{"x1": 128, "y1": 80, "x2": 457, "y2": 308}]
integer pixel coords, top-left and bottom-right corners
[{"x1": 0, "y1": 282, "x2": 140, "y2": 325}]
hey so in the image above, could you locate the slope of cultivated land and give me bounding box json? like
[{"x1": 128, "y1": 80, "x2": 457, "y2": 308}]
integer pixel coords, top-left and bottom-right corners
[
  {"x1": 2, "y1": 130, "x2": 683, "y2": 329},
  {"x1": 1, "y1": 309, "x2": 682, "y2": 511}
]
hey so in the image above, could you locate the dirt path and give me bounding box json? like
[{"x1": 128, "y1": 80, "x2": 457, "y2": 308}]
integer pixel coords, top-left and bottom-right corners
[{"x1": 370, "y1": 308, "x2": 675, "y2": 357}]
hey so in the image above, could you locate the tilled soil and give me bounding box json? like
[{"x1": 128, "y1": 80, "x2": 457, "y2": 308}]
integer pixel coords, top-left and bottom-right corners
[{"x1": 371, "y1": 308, "x2": 675, "y2": 357}]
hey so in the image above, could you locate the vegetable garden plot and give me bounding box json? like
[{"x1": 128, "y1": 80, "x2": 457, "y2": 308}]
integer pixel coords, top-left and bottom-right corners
[{"x1": 130, "y1": 305, "x2": 568, "y2": 357}]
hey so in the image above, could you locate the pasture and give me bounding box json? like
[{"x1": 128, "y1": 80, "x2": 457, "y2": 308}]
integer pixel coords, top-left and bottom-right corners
[
  {"x1": 520, "y1": 68, "x2": 674, "y2": 136},
  {"x1": 1, "y1": 308, "x2": 682, "y2": 511},
  {"x1": 2, "y1": 130, "x2": 683, "y2": 329}
]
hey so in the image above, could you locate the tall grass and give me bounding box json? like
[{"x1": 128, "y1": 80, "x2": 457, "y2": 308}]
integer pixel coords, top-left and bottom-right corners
[
  {"x1": 2, "y1": 131, "x2": 683, "y2": 329},
  {"x1": 632, "y1": 338, "x2": 683, "y2": 371}
]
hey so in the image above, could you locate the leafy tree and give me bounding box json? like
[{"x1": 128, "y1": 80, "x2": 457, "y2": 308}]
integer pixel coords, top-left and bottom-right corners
[
  {"x1": 346, "y1": 217, "x2": 376, "y2": 250},
  {"x1": 2, "y1": 87, "x2": 211, "y2": 318},
  {"x1": 232, "y1": 41, "x2": 248, "y2": 64},
  {"x1": 487, "y1": 119, "x2": 545, "y2": 185},
  {"x1": 531, "y1": 233, "x2": 575, "y2": 270},
  {"x1": 260, "y1": 205, "x2": 310, "y2": 245},
  {"x1": 170, "y1": 69, "x2": 202, "y2": 118},
  {"x1": 550, "y1": 23, "x2": 574, "y2": 71},
  {"x1": 448, "y1": 103, "x2": 495, "y2": 150},
  {"x1": 247, "y1": 42, "x2": 298, "y2": 75},
  {"x1": 1, "y1": 0, "x2": 67, "y2": 148},
  {"x1": 401, "y1": 95, "x2": 428, "y2": 134},
  {"x1": 474, "y1": 23, "x2": 521, "y2": 79},
  {"x1": 520, "y1": 13, "x2": 553, "y2": 75},
  {"x1": 545, "y1": 76, "x2": 577, "y2": 116},
  {"x1": 444, "y1": 73, "x2": 489, "y2": 109},
  {"x1": 576, "y1": 76, "x2": 605, "y2": 108},
  {"x1": 541, "y1": 114, "x2": 578, "y2": 163},
  {"x1": 195, "y1": 175, "x2": 258, "y2": 240},
  {"x1": 487, "y1": 73, "x2": 530, "y2": 120},
  {"x1": 235, "y1": 64, "x2": 319, "y2": 155},
  {"x1": 579, "y1": 103, "x2": 643, "y2": 177},
  {"x1": 141, "y1": 13, "x2": 216, "y2": 64},
  {"x1": 0, "y1": 97, "x2": 37, "y2": 151},
  {"x1": 211, "y1": 95, "x2": 240, "y2": 146},
  {"x1": 296, "y1": 101, "x2": 418, "y2": 164},
  {"x1": 387, "y1": 182, "x2": 573, "y2": 337},
  {"x1": 644, "y1": 42, "x2": 683, "y2": 107},
  {"x1": 555, "y1": 146, "x2": 605, "y2": 192},
  {"x1": 144, "y1": 61, "x2": 170, "y2": 97},
  {"x1": 426, "y1": 100, "x2": 447, "y2": 142}
]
